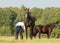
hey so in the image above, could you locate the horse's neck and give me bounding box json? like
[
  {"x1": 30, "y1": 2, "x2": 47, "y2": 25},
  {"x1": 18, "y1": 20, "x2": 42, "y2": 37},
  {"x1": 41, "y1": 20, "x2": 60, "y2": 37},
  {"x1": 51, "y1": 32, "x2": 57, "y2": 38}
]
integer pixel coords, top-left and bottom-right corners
[
  {"x1": 25, "y1": 13, "x2": 29, "y2": 16},
  {"x1": 50, "y1": 24, "x2": 55, "y2": 29},
  {"x1": 25, "y1": 14, "x2": 27, "y2": 18}
]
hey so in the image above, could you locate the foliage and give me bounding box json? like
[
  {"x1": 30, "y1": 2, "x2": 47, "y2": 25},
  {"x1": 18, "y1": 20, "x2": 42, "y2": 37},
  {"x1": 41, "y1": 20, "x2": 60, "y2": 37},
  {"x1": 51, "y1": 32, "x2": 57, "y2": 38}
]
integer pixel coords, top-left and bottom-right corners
[
  {"x1": 51, "y1": 27, "x2": 60, "y2": 38},
  {"x1": 0, "y1": 6, "x2": 60, "y2": 37}
]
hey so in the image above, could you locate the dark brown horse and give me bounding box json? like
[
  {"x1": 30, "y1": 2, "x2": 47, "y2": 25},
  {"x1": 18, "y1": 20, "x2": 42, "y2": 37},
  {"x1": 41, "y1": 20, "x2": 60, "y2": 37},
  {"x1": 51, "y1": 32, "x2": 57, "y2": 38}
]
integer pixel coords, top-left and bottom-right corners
[
  {"x1": 33, "y1": 22, "x2": 59, "y2": 39},
  {"x1": 24, "y1": 8, "x2": 35, "y2": 39}
]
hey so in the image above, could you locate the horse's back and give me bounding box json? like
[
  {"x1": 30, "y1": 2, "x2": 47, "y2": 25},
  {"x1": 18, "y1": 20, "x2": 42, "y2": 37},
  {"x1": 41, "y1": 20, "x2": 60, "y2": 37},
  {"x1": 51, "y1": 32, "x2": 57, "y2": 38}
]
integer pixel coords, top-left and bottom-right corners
[{"x1": 35, "y1": 25, "x2": 52, "y2": 33}]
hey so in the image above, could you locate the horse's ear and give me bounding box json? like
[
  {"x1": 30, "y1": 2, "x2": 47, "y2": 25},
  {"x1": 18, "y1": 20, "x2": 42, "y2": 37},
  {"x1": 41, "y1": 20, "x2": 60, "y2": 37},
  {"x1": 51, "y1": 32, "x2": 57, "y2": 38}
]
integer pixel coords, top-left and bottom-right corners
[
  {"x1": 25, "y1": 8, "x2": 29, "y2": 10},
  {"x1": 56, "y1": 21, "x2": 59, "y2": 24}
]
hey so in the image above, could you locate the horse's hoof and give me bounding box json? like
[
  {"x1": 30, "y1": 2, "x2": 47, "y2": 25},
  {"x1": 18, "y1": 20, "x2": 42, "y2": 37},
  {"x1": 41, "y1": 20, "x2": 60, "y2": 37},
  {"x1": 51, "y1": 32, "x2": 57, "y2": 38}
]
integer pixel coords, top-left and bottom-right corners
[
  {"x1": 30, "y1": 38, "x2": 33, "y2": 40},
  {"x1": 48, "y1": 37, "x2": 50, "y2": 39},
  {"x1": 26, "y1": 38, "x2": 28, "y2": 40},
  {"x1": 39, "y1": 38, "x2": 41, "y2": 39}
]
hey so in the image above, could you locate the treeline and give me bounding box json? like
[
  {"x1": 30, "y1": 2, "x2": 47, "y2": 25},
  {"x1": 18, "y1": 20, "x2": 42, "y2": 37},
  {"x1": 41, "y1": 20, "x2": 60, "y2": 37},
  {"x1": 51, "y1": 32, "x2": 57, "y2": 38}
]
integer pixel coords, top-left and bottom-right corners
[{"x1": 0, "y1": 5, "x2": 60, "y2": 37}]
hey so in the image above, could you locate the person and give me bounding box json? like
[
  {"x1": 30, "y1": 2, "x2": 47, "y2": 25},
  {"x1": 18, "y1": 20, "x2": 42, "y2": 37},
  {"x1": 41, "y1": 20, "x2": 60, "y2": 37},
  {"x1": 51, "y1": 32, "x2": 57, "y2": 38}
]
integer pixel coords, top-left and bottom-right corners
[{"x1": 15, "y1": 21, "x2": 25, "y2": 40}]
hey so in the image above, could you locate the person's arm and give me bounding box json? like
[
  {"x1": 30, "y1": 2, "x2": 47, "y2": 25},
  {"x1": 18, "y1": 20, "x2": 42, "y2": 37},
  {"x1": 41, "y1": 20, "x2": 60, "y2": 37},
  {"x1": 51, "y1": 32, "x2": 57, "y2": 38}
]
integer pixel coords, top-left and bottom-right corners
[
  {"x1": 24, "y1": 25, "x2": 25, "y2": 30},
  {"x1": 22, "y1": 23, "x2": 26, "y2": 31},
  {"x1": 23, "y1": 25, "x2": 26, "y2": 31}
]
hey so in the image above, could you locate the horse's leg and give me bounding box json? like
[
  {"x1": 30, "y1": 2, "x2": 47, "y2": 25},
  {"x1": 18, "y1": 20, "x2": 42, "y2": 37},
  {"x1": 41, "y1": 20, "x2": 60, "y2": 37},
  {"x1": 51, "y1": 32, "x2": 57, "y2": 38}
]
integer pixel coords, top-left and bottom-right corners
[
  {"x1": 47, "y1": 28, "x2": 51, "y2": 39},
  {"x1": 26, "y1": 27, "x2": 28, "y2": 39},
  {"x1": 39, "y1": 30, "x2": 41, "y2": 39},
  {"x1": 30, "y1": 27, "x2": 33, "y2": 39},
  {"x1": 30, "y1": 29, "x2": 32, "y2": 39},
  {"x1": 47, "y1": 26, "x2": 51, "y2": 39},
  {"x1": 47, "y1": 33, "x2": 50, "y2": 39}
]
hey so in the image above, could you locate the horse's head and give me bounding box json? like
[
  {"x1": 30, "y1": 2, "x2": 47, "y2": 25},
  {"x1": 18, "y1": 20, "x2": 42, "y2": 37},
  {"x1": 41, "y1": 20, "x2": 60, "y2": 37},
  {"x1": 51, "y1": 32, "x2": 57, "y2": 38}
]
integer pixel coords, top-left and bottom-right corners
[
  {"x1": 50, "y1": 21, "x2": 59, "y2": 28},
  {"x1": 33, "y1": 25, "x2": 41, "y2": 38},
  {"x1": 25, "y1": 8, "x2": 29, "y2": 14},
  {"x1": 24, "y1": 8, "x2": 31, "y2": 18},
  {"x1": 55, "y1": 21, "x2": 59, "y2": 27}
]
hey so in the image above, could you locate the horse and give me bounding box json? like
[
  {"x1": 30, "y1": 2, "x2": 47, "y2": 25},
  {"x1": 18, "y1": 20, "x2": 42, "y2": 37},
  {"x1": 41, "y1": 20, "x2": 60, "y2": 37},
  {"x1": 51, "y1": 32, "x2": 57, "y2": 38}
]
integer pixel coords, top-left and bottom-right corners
[
  {"x1": 24, "y1": 8, "x2": 35, "y2": 39},
  {"x1": 33, "y1": 22, "x2": 59, "y2": 39}
]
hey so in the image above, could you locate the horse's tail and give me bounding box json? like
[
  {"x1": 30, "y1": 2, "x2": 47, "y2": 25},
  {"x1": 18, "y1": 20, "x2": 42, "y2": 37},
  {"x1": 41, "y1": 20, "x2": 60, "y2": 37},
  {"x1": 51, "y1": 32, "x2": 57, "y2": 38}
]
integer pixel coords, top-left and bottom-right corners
[{"x1": 33, "y1": 26, "x2": 36, "y2": 35}]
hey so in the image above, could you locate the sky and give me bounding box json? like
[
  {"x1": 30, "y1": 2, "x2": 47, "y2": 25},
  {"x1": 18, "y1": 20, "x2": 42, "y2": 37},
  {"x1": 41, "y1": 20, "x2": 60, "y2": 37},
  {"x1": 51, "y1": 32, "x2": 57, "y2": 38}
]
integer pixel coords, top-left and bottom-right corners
[{"x1": 0, "y1": 0, "x2": 60, "y2": 9}]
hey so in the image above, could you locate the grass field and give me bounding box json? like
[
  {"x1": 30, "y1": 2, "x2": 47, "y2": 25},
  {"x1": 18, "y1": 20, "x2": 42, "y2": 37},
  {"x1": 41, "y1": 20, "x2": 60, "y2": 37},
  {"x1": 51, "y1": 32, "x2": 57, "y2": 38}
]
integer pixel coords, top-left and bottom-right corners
[{"x1": 0, "y1": 36, "x2": 60, "y2": 43}]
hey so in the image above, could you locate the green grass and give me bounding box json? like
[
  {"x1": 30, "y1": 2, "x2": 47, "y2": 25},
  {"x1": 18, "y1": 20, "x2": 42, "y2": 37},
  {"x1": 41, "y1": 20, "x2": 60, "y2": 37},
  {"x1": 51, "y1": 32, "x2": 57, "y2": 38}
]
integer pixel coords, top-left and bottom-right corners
[{"x1": 0, "y1": 36, "x2": 60, "y2": 43}]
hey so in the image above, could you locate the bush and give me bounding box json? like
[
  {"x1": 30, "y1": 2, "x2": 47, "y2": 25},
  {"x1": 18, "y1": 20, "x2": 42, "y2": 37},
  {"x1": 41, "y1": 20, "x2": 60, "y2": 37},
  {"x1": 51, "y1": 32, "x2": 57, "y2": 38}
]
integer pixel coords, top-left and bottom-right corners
[{"x1": 51, "y1": 28, "x2": 60, "y2": 38}]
